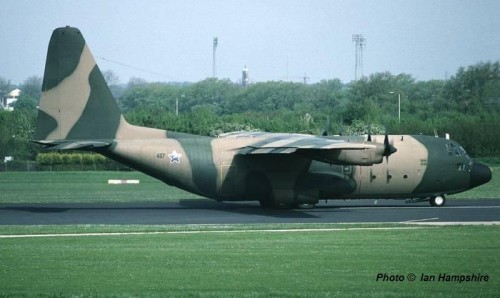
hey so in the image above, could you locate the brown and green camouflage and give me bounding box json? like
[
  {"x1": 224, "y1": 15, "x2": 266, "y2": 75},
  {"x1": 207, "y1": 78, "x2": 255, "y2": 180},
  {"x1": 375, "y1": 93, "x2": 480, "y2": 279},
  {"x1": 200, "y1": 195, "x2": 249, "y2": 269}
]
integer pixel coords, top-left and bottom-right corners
[{"x1": 33, "y1": 27, "x2": 492, "y2": 208}]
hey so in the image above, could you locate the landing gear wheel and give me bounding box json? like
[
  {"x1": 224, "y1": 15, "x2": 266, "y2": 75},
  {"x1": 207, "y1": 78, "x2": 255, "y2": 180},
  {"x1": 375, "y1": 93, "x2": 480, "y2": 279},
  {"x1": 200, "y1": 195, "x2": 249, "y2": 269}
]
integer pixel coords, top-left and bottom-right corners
[
  {"x1": 429, "y1": 195, "x2": 446, "y2": 207},
  {"x1": 295, "y1": 203, "x2": 316, "y2": 209}
]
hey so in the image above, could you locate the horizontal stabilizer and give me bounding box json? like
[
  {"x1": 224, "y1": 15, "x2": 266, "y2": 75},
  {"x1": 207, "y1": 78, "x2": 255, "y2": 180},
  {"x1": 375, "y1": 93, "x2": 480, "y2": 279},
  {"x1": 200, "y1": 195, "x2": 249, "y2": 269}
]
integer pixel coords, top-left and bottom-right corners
[{"x1": 31, "y1": 140, "x2": 111, "y2": 150}]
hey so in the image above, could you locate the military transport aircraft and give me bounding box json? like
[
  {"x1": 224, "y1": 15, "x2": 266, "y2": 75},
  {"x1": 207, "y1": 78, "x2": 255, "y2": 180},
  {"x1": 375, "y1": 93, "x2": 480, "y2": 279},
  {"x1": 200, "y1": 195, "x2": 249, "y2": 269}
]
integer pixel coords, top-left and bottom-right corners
[{"x1": 33, "y1": 27, "x2": 492, "y2": 208}]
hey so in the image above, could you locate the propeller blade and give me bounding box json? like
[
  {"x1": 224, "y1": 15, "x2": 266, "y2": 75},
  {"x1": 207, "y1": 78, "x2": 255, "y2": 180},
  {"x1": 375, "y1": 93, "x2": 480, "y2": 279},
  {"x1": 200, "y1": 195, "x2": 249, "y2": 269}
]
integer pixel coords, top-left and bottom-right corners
[
  {"x1": 383, "y1": 133, "x2": 390, "y2": 155},
  {"x1": 367, "y1": 124, "x2": 372, "y2": 142},
  {"x1": 383, "y1": 133, "x2": 397, "y2": 163}
]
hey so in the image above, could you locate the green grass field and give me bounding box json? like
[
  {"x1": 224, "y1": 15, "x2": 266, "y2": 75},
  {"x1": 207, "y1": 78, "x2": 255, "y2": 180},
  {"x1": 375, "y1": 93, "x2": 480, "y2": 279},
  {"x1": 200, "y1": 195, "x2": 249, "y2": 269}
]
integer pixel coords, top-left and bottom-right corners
[
  {"x1": 0, "y1": 224, "x2": 499, "y2": 297},
  {"x1": 448, "y1": 167, "x2": 498, "y2": 199},
  {"x1": 0, "y1": 167, "x2": 497, "y2": 204},
  {"x1": 0, "y1": 169, "x2": 498, "y2": 296},
  {"x1": 0, "y1": 171, "x2": 201, "y2": 203}
]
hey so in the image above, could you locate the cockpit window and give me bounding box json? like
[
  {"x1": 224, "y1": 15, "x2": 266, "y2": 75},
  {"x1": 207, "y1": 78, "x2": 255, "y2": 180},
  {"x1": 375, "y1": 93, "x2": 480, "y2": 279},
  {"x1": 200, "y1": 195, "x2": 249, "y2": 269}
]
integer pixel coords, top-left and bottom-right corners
[{"x1": 446, "y1": 143, "x2": 467, "y2": 156}]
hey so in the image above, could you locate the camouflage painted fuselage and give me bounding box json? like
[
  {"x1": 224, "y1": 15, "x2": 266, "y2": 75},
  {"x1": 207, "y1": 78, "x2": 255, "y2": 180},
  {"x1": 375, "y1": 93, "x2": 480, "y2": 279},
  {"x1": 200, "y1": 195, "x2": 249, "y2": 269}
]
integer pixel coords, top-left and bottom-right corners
[
  {"x1": 101, "y1": 131, "x2": 478, "y2": 206},
  {"x1": 34, "y1": 27, "x2": 491, "y2": 207}
]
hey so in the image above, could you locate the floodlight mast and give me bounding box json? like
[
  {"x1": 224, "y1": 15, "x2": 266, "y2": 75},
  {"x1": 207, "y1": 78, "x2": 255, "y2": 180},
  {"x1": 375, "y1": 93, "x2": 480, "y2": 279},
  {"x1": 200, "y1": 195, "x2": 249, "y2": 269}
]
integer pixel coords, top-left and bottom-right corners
[
  {"x1": 352, "y1": 34, "x2": 366, "y2": 81},
  {"x1": 212, "y1": 37, "x2": 218, "y2": 78}
]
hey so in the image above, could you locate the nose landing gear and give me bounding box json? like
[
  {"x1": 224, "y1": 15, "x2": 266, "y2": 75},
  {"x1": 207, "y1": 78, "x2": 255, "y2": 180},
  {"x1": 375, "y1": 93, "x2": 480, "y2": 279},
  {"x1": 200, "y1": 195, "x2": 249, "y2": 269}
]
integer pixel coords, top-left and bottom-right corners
[{"x1": 429, "y1": 195, "x2": 446, "y2": 207}]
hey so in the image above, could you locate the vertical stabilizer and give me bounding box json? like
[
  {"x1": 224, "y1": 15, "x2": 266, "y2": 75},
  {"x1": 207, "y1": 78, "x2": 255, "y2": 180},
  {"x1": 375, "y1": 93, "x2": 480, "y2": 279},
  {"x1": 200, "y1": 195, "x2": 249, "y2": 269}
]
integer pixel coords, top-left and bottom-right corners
[{"x1": 34, "y1": 26, "x2": 122, "y2": 141}]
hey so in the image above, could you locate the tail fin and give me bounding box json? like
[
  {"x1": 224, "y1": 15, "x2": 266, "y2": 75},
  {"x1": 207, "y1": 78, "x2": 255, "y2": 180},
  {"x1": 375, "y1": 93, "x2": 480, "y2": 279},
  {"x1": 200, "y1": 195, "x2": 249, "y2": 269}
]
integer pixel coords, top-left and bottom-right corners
[
  {"x1": 34, "y1": 27, "x2": 165, "y2": 149},
  {"x1": 34, "y1": 26, "x2": 122, "y2": 143}
]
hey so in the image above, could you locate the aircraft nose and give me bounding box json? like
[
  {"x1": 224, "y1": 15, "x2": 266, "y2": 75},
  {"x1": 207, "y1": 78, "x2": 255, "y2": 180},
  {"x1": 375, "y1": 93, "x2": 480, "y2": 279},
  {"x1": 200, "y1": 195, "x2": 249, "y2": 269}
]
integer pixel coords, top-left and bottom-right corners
[{"x1": 469, "y1": 162, "x2": 492, "y2": 189}]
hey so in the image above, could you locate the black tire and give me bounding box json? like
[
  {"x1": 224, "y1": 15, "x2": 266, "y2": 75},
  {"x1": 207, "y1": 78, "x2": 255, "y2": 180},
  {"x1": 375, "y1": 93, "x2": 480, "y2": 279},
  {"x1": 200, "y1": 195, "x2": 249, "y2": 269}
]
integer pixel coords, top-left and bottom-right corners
[
  {"x1": 429, "y1": 195, "x2": 446, "y2": 207},
  {"x1": 295, "y1": 203, "x2": 316, "y2": 209}
]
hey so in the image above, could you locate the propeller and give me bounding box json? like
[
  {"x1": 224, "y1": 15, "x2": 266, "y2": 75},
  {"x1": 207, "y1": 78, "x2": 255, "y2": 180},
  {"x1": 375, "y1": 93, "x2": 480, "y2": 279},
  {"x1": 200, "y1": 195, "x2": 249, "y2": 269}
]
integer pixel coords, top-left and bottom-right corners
[
  {"x1": 377, "y1": 128, "x2": 397, "y2": 182},
  {"x1": 383, "y1": 131, "x2": 397, "y2": 163}
]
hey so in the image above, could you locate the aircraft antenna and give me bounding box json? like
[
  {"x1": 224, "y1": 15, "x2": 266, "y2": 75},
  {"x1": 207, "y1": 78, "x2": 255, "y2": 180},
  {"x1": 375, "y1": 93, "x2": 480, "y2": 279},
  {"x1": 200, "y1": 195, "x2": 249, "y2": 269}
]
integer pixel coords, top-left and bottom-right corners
[
  {"x1": 95, "y1": 56, "x2": 178, "y2": 81},
  {"x1": 352, "y1": 34, "x2": 366, "y2": 81}
]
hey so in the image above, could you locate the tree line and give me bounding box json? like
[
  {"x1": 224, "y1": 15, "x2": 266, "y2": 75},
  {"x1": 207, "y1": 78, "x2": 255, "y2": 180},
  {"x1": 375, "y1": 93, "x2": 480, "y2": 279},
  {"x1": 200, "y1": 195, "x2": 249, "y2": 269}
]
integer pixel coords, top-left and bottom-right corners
[{"x1": 1, "y1": 61, "x2": 499, "y2": 167}]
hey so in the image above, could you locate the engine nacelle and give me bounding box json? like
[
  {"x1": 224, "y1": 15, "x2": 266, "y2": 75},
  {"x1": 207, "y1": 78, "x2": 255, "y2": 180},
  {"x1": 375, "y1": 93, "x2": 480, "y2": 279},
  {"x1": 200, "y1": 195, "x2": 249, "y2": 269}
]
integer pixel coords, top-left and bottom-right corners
[{"x1": 298, "y1": 143, "x2": 388, "y2": 166}]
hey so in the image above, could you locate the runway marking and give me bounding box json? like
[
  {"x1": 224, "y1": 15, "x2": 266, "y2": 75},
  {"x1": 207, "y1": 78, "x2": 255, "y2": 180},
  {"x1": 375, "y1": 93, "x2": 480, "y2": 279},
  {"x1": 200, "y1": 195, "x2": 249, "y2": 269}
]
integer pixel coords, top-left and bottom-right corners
[
  {"x1": 332, "y1": 206, "x2": 500, "y2": 210},
  {"x1": 1, "y1": 222, "x2": 498, "y2": 239},
  {"x1": 407, "y1": 221, "x2": 500, "y2": 226},
  {"x1": 0, "y1": 226, "x2": 427, "y2": 239},
  {"x1": 404, "y1": 217, "x2": 439, "y2": 223}
]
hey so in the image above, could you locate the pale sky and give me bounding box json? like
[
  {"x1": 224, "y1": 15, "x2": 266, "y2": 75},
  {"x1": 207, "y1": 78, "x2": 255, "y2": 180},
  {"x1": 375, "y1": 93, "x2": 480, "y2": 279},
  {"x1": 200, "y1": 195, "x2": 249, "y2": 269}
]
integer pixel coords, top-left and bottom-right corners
[{"x1": 1, "y1": 0, "x2": 499, "y2": 85}]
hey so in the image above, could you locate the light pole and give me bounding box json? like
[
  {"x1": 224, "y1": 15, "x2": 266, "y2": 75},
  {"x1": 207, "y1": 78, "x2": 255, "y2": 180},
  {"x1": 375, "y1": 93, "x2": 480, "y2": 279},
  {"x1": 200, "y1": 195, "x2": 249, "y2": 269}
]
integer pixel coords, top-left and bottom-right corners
[
  {"x1": 176, "y1": 93, "x2": 185, "y2": 116},
  {"x1": 390, "y1": 91, "x2": 401, "y2": 124}
]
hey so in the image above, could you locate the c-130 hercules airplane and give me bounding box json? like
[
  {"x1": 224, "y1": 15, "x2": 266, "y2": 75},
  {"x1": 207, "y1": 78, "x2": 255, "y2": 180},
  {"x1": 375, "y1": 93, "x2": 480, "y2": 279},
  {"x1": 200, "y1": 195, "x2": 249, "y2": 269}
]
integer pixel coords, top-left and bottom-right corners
[{"x1": 33, "y1": 27, "x2": 492, "y2": 208}]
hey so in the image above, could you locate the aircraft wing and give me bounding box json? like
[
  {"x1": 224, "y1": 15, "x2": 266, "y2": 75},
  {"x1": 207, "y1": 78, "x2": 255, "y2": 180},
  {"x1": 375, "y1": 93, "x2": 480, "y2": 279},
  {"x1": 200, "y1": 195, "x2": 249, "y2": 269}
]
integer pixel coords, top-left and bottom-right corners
[
  {"x1": 238, "y1": 140, "x2": 375, "y2": 154},
  {"x1": 230, "y1": 132, "x2": 386, "y2": 165}
]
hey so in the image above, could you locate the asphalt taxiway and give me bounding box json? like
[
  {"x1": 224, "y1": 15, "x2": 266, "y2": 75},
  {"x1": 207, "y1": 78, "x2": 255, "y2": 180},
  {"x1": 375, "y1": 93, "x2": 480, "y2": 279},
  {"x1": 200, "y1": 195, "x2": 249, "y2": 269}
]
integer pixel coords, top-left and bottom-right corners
[{"x1": 0, "y1": 199, "x2": 499, "y2": 225}]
